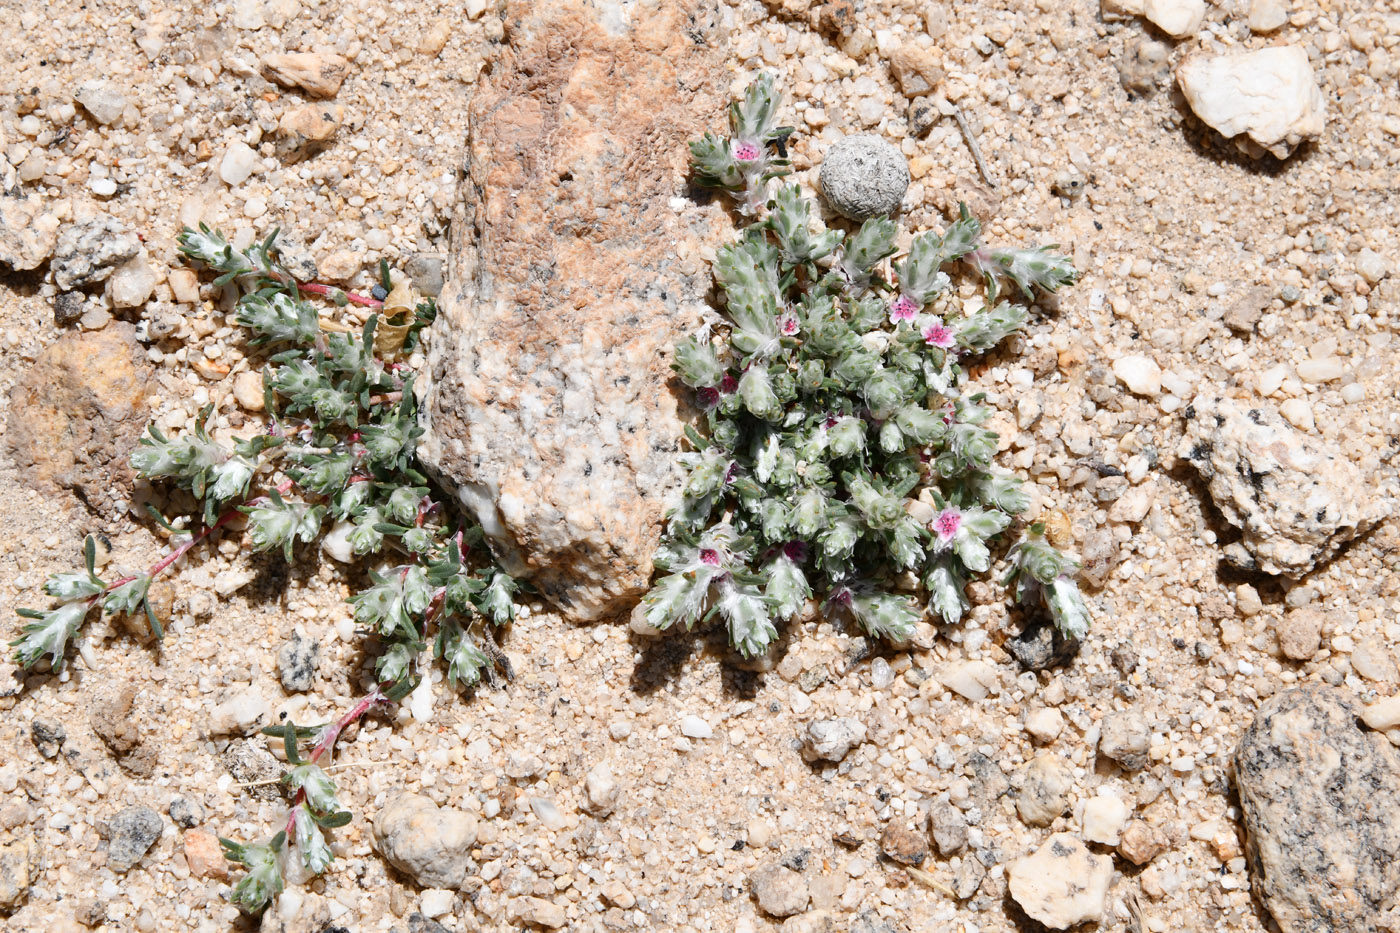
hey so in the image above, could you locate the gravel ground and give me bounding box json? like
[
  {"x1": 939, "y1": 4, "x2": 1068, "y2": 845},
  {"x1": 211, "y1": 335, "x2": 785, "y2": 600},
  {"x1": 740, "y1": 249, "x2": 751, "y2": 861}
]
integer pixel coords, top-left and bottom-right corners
[{"x1": 0, "y1": 0, "x2": 1397, "y2": 931}]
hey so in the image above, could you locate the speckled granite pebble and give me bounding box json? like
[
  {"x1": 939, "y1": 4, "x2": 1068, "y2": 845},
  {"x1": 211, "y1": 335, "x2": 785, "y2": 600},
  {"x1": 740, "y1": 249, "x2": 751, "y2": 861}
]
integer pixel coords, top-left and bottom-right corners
[
  {"x1": 1179, "y1": 394, "x2": 1390, "y2": 576},
  {"x1": 1235, "y1": 687, "x2": 1400, "y2": 933}
]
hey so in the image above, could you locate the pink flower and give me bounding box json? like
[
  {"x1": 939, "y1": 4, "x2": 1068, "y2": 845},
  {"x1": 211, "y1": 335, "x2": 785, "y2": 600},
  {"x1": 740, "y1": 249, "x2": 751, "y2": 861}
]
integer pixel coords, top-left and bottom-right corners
[
  {"x1": 699, "y1": 548, "x2": 722, "y2": 566},
  {"x1": 933, "y1": 507, "x2": 963, "y2": 544},
  {"x1": 889, "y1": 293, "x2": 920, "y2": 323},
  {"x1": 779, "y1": 314, "x2": 799, "y2": 336},
  {"x1": 696, "y1": 386, "x2": 720, "y2": 408},
  {"x1": 720, "y1": 372, "x2": 739, "y2": 394},
  {"x1": 922, "y1": 319, "x2": 955, "y2": 349},
  {"x1": 732, "y1": 140, "x2": 761, "y2": 162}
]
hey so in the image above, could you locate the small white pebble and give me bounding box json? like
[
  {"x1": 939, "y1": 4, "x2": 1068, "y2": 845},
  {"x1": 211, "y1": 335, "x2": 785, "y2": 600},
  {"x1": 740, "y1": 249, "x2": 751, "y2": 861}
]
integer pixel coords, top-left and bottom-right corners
[
  {"x1": 1280, "y1": 398, "x2": 1314, "y2": 431},
  {"x1": 1113, "y1": 354, "x2": 1163, "y2": 396},
  {"x1": 680, "y1": 715, "x2": 713, "y2": 739},
  {"x1": 1296, "y1": 357, "x2": 1343, "y2": 383},
  {"x1": 419, "y1": 890, "x2": 455, "y2": 919}
]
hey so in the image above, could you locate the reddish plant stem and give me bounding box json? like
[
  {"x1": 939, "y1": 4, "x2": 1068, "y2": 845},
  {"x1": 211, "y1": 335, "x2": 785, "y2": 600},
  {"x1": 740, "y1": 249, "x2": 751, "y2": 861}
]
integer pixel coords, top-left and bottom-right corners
[
  {"x1": 99, "y1": 478, "x2": 301, "y2": 599},
  {"x1": 283, "y1": 688, "x2": 389, "y2": 837},
  {"x1": 298, "y1": 281, "x2": 384, "y2": 309},
  {"x1": 310, "y1": 688, "x2": 386, "y2": 763}
]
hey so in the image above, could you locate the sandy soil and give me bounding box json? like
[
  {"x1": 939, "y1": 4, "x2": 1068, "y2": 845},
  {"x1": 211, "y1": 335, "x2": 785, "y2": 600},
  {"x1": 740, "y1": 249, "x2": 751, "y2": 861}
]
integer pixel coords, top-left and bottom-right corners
[{"x1": 0, "y1": 0, "x2": 1397, "y2": 931}]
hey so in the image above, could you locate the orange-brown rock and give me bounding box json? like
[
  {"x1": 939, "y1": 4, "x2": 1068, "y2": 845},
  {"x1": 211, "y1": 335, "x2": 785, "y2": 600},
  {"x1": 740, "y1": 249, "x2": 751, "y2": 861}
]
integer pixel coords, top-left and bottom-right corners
[
  {"x1": 7, "y1": 323, "x2": 154, "y2": 513},
  {"x1": 419, "y1": 0, "x2": 732, "y2": 620}
]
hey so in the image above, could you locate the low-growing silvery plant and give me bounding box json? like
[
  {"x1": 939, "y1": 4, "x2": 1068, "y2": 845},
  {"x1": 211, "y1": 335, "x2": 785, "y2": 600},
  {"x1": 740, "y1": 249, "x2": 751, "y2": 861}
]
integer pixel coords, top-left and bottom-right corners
[
  {"x1": 643, "y1": 74, "x2": 1089, "y2": 655},
  {"x1": 13, "y1": 230, "x2": 521, "y2": 912}
]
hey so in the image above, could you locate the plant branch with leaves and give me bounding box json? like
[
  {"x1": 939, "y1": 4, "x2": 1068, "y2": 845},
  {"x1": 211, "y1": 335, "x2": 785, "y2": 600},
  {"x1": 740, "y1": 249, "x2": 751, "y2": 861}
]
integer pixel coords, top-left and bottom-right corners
[{"x1": 13, "y1": 228, "x2": 523, "y2": 913}]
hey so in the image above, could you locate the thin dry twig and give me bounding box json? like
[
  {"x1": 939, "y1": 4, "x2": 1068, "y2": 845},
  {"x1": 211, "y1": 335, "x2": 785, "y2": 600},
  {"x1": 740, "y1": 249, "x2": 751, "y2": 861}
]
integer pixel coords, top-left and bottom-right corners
[{"x1": 937, "y1": 96, "x2": 999, "y2": 191}]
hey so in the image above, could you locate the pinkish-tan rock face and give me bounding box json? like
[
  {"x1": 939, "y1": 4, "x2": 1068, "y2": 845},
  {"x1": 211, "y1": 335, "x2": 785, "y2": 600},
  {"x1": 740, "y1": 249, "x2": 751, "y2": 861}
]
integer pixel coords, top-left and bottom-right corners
[{"x1": 419, "y1": 0, "x2": 732, "y2": 620}]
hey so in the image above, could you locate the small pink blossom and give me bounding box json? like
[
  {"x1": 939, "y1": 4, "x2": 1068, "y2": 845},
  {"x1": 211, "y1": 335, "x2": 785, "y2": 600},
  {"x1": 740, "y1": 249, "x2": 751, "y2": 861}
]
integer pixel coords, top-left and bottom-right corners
[
  {"x1": 696, "y1": 386, "x2": 720, "y2": 408},
  {"x1": 922, "y1": 319, "x2": 955, "y2": 349},
  {"x1": 889, "y1": 293, "x2": 920, "y2": 323},
  {"x1": 933, "y1": 508, "x2": 963, "y2": 543},
  {"x1": 732, "y1": 140, "x2": 761, "y2": 162},
  {"x1": 699, "y1": 548, "x2": 722, "y2": 566},
  {"x1": 779, "y1": 314, "x2": 799, "y2": 336},
  {"x1": 720, "y1": 373, "x2": 739, "y2": 394}
]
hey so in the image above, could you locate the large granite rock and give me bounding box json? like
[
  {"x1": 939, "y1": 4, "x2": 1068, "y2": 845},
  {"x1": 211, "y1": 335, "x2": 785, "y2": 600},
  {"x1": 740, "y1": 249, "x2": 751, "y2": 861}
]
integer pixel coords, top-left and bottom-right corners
[
  {"x1": 1179, "y1": 394, "x2": 1390, "y2": 576},
  {"x1": 1234, "y1": 686, "x2": 1400, "y2": 932},
  {"x1": 418, "y1": 0, "x2": 731, "y2": 619}
]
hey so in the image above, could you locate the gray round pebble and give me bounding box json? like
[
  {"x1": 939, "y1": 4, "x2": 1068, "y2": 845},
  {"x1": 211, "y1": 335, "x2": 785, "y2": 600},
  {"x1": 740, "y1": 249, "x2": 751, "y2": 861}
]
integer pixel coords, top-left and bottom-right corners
[{"x1": 818, "y1": 135, "x2": 910, "y2": 220}]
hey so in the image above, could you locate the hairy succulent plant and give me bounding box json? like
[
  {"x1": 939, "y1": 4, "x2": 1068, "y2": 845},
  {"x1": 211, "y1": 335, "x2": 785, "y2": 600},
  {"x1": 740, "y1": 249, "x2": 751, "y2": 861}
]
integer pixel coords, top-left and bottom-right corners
[{"x1": 642, "y1": 75, "x2": 1089, "y2": 657}]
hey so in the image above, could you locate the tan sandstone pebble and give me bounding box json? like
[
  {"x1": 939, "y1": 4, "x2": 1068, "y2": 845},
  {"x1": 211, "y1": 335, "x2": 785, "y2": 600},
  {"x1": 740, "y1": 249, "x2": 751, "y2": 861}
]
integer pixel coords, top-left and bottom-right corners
[
  {"x1": 600, "y1": 880, "x2": 635, "y2": 909},
  {"x1": 1024, "y1": 707, "x2": 1065, "y2": 744},
  {"x1": 319, "y1": 249, "x2": 360, "y2": 282},
  {"x1": 1360, "y1": 695, "x2": 1400, "y2": 732},
  {"x1": 887, "y1": 45, "x2": 943, "y2": 99},
  {"x1": 261, "y1": 52, "x2": 352, "y2": 99},
  {"x1": 1080, "y1": 795, "x2": 1131, "y2": 846},
  {"x1": 509, "y1": 896, "x2": 567, "y2": 928},
  {"x1": 1008, "y1": 833, "x2": 1114, "y2": 930},
  {"x1": 168, "y1": 268, "x2": 201, "y2": 304},
  {"x1": 1352, "y1": 638, "x2": 1398, "y2": 685},
  {"x1": 1276, "y1": 608, "x2": 1322, "y2": 661},
  {"x1": 233, "y1": 371, "x2": 265, "y2": 412},
  {"x1": 182, "y1": 830, "x2": 228, "y2": 880},
  {"x1": 1118, "y1": 820, "x2": 1170, "y2": 865},
  {"x1": 1224, "y1": 285, "x2": 1272, "y2": 334},
  {"x1": 1017, "y1": 754, "x2": 1073, "y2": 827},
  {"x1": 276, "y1": 103, "x2": 346, "y2": 161},
  {"x1": 6, "y1": 323, "x2": 154, "y2": 511},
  {"x1": 879, "y1": 820, "x2": 929, "y2": 866},
  {"x1": 372, "y1": 794, "x2": 478, "y2": 890},
  {"x1": 418, "y1": 21, "x2": 452, "y2": 56},
  {"x1": 89, "y1": 683, "x2": 156, "y2": 777},
  {"x1": 750, "y1": 863, "x2": 811, "y2": 918}
]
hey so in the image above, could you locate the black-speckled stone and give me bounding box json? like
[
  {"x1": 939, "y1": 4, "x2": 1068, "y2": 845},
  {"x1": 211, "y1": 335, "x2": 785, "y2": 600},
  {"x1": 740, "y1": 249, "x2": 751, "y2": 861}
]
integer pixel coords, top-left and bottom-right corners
[
  {"x1": 1234, "y1": 686, "x2": 1400, "y2": 933},
  {"x1": 277, "y1": 630, "x2": 321, "y2": 693}
]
